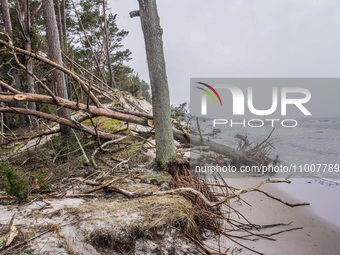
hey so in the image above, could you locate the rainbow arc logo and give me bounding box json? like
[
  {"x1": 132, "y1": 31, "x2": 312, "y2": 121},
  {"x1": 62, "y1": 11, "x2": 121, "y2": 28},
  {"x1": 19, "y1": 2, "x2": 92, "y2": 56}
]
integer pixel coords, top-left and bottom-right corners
[{"x1": 196, "y1": 82, "x2": 223, "y2": 106}]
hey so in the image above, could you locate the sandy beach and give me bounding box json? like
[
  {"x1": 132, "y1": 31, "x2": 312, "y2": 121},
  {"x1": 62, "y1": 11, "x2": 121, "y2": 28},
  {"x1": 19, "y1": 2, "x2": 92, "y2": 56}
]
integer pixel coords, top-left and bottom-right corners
[{"x1": 205, "y1": 177, "x2": 340, "y2": 255}]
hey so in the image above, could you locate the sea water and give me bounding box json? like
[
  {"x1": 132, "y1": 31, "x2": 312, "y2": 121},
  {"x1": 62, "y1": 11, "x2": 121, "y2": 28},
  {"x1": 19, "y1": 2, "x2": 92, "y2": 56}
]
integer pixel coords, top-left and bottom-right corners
[
  {"x1": 199, "y1": 117, "x2": 340, "y2": 227},
  {"x1": 199, "y1": 117, "x2": 340, "y2": 181}
]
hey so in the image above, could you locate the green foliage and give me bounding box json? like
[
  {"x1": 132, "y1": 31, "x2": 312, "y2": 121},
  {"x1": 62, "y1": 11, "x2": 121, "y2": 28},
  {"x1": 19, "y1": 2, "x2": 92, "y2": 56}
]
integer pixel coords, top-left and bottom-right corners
[
  {"x1": 1, "y1": 0, "x2": 151, "y2": 128},
  {"x1": 115, "y1": 67, "x2": 151, "y2": 102},
  {"x1": 34, "y1": 168, "x2": 56, "y2": 192},
  {"x1": 171, "y1": 102, "x2": 188, "y2": 123},
  {"x1": 171, "y1": 102, "x2": 191, "y2": 130},
  {"x1": 0, "y1": 162, "x2": 28, "y2": 201}
]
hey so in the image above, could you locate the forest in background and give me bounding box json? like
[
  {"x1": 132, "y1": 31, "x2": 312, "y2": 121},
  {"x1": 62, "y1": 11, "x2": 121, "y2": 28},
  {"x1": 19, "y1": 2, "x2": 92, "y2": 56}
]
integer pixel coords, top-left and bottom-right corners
[{"x1": 0, "y1": 0, "x2": 151, "y2": 131}]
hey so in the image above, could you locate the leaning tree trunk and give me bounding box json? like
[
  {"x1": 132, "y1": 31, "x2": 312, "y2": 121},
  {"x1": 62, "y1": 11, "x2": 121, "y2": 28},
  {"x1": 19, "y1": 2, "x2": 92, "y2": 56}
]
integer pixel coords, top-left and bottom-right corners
[
  {"x1": 42, "y1": 0, "x2": 71, "y2": 136},
  {"x1": 136, "y1": 0, "x2": 175, "y2": 166}
]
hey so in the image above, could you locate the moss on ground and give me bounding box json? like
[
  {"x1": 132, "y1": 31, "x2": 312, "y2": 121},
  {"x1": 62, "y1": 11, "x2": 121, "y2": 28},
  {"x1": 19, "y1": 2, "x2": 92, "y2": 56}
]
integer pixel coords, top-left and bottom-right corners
[{"x1": 82, "y1": 117, "x2": 130, "y2": 135}]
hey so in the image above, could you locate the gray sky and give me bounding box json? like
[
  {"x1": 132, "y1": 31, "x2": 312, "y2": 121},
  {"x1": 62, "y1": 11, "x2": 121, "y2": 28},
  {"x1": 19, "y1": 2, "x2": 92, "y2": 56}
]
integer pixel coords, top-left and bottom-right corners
[{"x1": 110, "y1": 0, "x2": 340, "y2": 105}]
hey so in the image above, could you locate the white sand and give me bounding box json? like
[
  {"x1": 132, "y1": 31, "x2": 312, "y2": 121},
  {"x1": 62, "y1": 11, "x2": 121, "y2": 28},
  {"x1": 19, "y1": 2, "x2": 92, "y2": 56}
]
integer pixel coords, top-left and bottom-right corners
[{"x1": 205, "y1": 177, "x2": 340, "y2": 255}]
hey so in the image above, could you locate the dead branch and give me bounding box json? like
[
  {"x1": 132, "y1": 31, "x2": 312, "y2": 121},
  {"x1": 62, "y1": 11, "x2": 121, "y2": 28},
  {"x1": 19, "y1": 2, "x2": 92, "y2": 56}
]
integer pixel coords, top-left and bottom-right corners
[
  {"x1": 90, "y1": 136, "x2": 127, "y2": 169},
  {"x1": 0, "y1": 196, "x2": 17, "y2": 200},
  {"x1": 0, "y1": 93, "x2": 148, "y2": 126},
  {"x1": 106, "y1": 179, "x2": 292, "y2": 208},
  {"x1": 0, "y1": 37, "x2": 101, "y2": 107},
  {"x1": 0, "y1": 80, "x2": 21, "y2": 94},
  {"x1": 84, "y1": 177, "x2": 123, "y2": 194},
  {"x1": 70, "y1": 0, "x2": 106, "y2": 82},
  {"x1": 72, "y1": 129, "x2": 89, "y2": 163},
  {"x1": 0, "y1": 107, "x2": 122, "y2": 140},
  {"x1": 129, "y1": 10, "x2": 140, "y2": 18},
  {"x1": 254, "y1": 189, "x2": 310, "y2": 207}
]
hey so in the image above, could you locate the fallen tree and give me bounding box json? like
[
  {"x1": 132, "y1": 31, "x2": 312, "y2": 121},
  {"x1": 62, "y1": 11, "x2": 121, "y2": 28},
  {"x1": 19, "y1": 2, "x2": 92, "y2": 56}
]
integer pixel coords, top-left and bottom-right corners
[
  {"x1": 0, "y1": 35, "x2": 272, "y2": 166},
  {"x1": 0, "y1": 89, "x2": 258, "y2": 164}
]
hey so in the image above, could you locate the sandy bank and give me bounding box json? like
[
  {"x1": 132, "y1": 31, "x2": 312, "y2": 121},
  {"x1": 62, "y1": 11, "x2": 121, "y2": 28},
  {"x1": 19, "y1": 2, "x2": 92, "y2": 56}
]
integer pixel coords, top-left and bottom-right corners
[{"x1": 205, "y1": 177, "x2": 340, "y2": 255}]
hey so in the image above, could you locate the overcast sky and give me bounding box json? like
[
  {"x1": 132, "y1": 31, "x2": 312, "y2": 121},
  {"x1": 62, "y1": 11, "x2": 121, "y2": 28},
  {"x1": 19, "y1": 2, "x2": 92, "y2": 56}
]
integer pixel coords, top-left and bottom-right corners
[{"x1": 109, "y1": 0, "x2": 340, "y2": 106}]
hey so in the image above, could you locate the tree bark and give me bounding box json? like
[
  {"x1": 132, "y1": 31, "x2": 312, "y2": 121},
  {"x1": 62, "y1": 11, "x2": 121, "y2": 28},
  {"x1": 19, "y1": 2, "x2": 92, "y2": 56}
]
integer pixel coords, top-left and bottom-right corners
[
  {"x1": 1, "y1": 0, "x2": 28, "y2": 127},
  {"x1": 23, "y1": 0, "x2": 37, "y2": 126},
  {"x1": 0, "y1": 107, "x2": 119, "y2": 140},
  {"x1": 0, "y1": 38, "x2": 101, "y2": 107},
  {"x1": 60, "y1": 0, "x2": 67, "y2": 50},
  {"x1": 42, "y1": 0, "x2": 71, "y2": 136},
  {"x1": 137, "y1": 0, "x2": 175, "y2": 166},
  {"x1": 0, "y1": 91, "x2": 250, "y2": 163},
  {"x1": 56, "y1": 0, "x2": 64, "y2": 50},
  {"x1": 71, "y1": 0, "x2": 106, "y2": 83},
  {"x1": 103, "y1": 0, "x2": 114, "y2": 88},
  {"x1": 0, "y1": 92, "x2": 148, "y2": 126}
]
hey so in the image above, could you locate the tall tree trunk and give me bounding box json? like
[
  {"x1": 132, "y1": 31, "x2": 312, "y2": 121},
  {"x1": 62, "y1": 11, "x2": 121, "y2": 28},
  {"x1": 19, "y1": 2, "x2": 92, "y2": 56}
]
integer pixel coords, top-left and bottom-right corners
[
  {"x1": 0, "y1": 55, "x2": 9, "y2": 128},
  {"x1": 71, "y1": 0, "x2": 106, "y2": 83},
  {"x1": 56, "y1": 0, "x2": 64, "y2": 50},
  {"x1": 56, "y1": 0, "x2": 71, "y2": 98},
  {"x1": 1, "y1": 0, "x2": 28, "y2": 127},
  {"x1": 103, "y1": 0, "x2": 114, "y2": 88},
  {"x1": 137, "y1": 0, "x2": 175, "y2": 166},
  {"x1": 60, "y1": 0, "x2": 67, "y2": 50},
  {"x1": 42, "y1": 0, "x2": 71, "y2": 136},
  {"x1": 23, "y1": 0, "x2": 37, "y2": 126}
]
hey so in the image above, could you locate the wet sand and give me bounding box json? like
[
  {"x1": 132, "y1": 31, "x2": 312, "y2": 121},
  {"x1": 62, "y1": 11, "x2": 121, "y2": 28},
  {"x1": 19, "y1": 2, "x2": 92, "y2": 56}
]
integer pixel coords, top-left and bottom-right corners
[{"x1": 206, "y1": 177, "x2": 340, "y2": 255}]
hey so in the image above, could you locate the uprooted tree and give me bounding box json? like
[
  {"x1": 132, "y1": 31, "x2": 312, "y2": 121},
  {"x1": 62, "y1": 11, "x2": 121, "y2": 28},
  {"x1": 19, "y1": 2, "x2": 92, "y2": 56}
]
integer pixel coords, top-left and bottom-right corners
[{"x1": 0, "y1": 2, "x2": 312, "y2": 254}]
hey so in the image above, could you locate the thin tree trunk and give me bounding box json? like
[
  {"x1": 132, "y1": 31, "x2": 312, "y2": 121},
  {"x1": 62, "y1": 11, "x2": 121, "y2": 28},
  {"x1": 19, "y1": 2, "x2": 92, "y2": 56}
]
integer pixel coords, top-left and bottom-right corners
[
  {"x1": 103, "y1": 0, "x2": 114, "y2": 88},
  {"x1": 0, "y1": 92, "x2": 248, "y2": 163},
  {"x1": 137, "y1": 0, "x2": 175, "y2": 166},
  {"x1": 71, "y1": 0, "x2": 106, "y2": 83},
  {"x1": 23, "y1": 0, "x2": 37, "y2": 126},
  {"x1": 56, "y1": 0, "x2": 64, "y2": 50},
  {"x1": 42, "y1": 0, "x2": 71, "y2": 136},
  {"x1": 61, "y1": 0, "x2": 67, "y2": 50},
  {"x1": 56, "y1": 0, "x2": 71, "y2": 99},
  {"x1": 1, "y1": 0, "x2": 28, "y2": 127},
  {"x1": 0, "y1": 38, "x2": 101, "y2": 107}
]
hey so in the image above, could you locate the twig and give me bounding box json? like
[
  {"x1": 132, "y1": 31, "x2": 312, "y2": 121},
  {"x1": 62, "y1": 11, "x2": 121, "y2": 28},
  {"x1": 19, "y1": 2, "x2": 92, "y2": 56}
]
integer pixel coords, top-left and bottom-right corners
[
  {"x1": 185, "y1": 234, "x2": 226, "y2": 255},
  {"x1": 72, "y1": 129, "x2": 89, "y2": 163},
  {"x1": 196, "y1": 117, "x2": 203, "y2": 142},
  {"x1": 254, "y1": 189, "x2": 310, "y2": 207},
  {"x1": 84, "y1": 177, "x2": 123, "y2": 194},
  {"x1": 0, "y1": 217, "x2": 92, "y2": 255},
  {"x1": 90, "y1": 136, "x2": 127, "y2": 169}
]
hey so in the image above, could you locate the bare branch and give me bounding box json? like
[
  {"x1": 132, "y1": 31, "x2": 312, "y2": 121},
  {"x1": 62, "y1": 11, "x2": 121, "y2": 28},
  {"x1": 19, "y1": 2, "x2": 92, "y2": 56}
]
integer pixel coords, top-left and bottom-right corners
[
  {"x1": 0, "y1": 37, "x2": 101, "y2": 107},
  {"x1": 129, "y1": 10, "x2": 140, "y2": 18}
]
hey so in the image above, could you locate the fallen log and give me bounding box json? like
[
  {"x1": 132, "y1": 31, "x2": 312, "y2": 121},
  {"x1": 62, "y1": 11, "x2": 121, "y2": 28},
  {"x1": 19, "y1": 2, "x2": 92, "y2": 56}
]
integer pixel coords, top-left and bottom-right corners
[
  {"x1": 0, "y1": 93, "x2": 148, "y2": 126},
  {"x1": 0, "y1": 92, "x2": 264, "y2": 164},
  {"x1": 0, "y1": 107, "x2": 122, "y2": 140}
]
